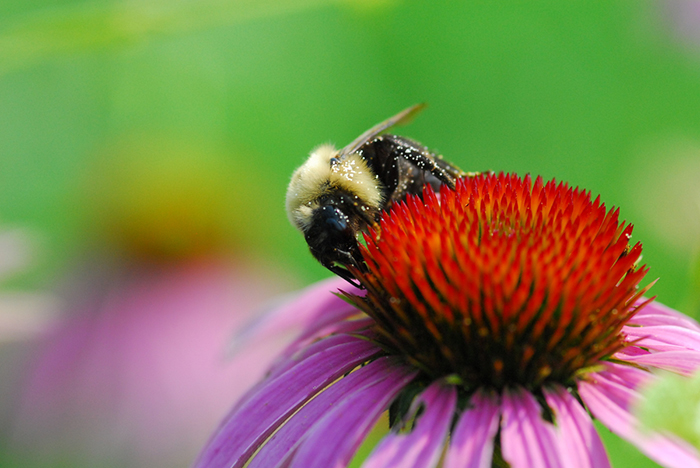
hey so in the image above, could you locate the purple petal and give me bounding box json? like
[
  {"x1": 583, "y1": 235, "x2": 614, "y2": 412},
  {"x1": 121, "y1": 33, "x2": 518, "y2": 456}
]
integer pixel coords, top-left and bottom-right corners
[
  {"x1": 579, "y1": 370, "x2": 700, "y2": 468},
  {"x1": 230, "y1": 332, "x2": 376, "y2": 414},
  {"x1": 247, "y1": 357, "x2": 406, "y2": 468},
  {"x1": 614, "y1": 345, "x2": 651, "y2": 357},
  {"x1": 269, "y1": 317, "x2": 376, "y2": 374},
  {"x1": 543, "y1": 386, "x2": 610, "y2": 468},
  {"x1": 195, "y1": 335, "x2": 381, "y2": 468},
  {"x1": 622, "y1": 325, "x2": 700, "y2": 352},
  {"x1": 627, "y1": 313, "x2": 700, "y2": 331},
  {"x1": 500, "y1": 387, "x2": 563, "y2": 468},
  {"x1": 230, "y1": 277, "x2": 360, "y2": 357},
  {"x1": 361, "y1": 381, "x2": 457, "y2": 468},
  {"x1": 287, "y1": 361, "x2": 418, "y2": 468},
  {"x1": 443, "y1": 389, "x2": 501, "y2": 468},
  {"x1": 615, "y1": 349, "x2": 700, "y2": 375},
  {"x1": 630, "y1": 301, "x2": 700, "y2": 332},
  {"x1": 597, "y1": 362, "x2": 653, "y2": 390}
]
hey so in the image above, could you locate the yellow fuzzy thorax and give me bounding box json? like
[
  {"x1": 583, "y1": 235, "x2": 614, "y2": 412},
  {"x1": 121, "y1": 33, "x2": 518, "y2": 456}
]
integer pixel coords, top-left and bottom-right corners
[{"x1": 286, "y1": 144, "x2": 384, "y2": 231}]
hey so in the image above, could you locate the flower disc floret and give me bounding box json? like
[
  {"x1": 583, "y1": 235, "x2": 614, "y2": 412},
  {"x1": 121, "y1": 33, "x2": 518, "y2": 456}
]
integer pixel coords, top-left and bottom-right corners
[{"x1": 347, "y1": 172, "x2": 650, "y2": 389}]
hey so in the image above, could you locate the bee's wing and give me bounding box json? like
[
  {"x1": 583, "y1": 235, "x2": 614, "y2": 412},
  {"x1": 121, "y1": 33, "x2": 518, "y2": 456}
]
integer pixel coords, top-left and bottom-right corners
[{"x1": 338, "y1": 103, "x2": 427, "y2": 159}]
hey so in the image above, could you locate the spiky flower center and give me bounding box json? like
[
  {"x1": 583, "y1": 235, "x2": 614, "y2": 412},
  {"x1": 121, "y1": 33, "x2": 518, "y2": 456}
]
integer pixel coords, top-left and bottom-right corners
[{"x1": 346, "y1": 173, "x2": 649, "y2": 390}]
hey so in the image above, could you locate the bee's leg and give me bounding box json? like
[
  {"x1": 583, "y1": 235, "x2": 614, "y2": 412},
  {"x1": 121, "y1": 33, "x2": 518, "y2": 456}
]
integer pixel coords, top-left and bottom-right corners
[
  {"x1": 326, "y1": 264, "x2": 363, "y2": 289},
  {"x1": 326, "y1": 246, "x2": 367, "y2": 289},
  {"x1": 399, "y1": 147, "x2": 458, "y2": 188}
]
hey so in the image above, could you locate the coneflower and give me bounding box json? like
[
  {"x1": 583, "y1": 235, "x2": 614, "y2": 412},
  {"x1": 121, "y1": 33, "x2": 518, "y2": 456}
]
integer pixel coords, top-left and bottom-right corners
[{"x1": 197, "y1": 173, "x2": 700, "y2": 468}]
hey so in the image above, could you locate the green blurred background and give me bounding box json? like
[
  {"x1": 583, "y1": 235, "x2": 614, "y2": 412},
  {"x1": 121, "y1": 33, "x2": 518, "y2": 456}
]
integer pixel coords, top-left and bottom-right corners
[{"x1": 2, "y1": 0, "x2": 700, "y2": 466}]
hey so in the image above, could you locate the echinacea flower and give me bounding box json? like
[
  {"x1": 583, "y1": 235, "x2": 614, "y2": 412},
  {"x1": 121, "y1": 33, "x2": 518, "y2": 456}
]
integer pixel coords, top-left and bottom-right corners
[
  {"x1": 8, "y1": 258, "x2": 293, "y2": 468},
  {"x1": 4, "y1": 138, "x2": 297, "y2": 468},
  {"x1": 197, "y1": 172, "x2": 700, "y2": 468}
]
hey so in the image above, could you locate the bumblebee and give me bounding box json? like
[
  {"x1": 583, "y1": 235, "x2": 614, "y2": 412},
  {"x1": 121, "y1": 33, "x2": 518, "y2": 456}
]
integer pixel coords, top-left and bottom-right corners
[{"x1": 286, "y1": 104, "x2": 466, "y2": 285}]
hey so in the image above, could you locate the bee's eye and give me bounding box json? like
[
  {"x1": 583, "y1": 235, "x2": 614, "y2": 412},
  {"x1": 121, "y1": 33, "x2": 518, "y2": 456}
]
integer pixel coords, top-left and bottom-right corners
[
  {"x1": 319, "y1": 205, "x2": 348, "y2": 232},
  {"x1": 326, "y1": 217, "x2": 347, "y2": 232},
  {"x1": 329, "y1": 157, "x2": 340, "y2": 167}
]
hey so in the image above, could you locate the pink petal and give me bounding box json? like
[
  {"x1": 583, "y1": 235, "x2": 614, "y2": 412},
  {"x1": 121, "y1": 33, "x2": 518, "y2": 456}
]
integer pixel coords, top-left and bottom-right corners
[
  {"x1": 614, "y1": 345, "x2": 651, "y2": 357},
  {"x1": 248, "y1": 357, "x2": 410, "y2": 468},
  {"x1": 543, "y1": 385, "x2": 610, "y2": 468},
  {"x1": 229, "y1": 332, "x2": 374, "y2": 413},
  {"x1": 443, "y1": 389, "x2": 501, "y2": 468},
  {"x1": 623, "y1": 325, "x2": 700, "y2": 352},
  {"x1": 500, "y1": 387, "x2": 563, "y2": 468},
  {"x1": 579, "y1": 369, "x2": 700, "y2": 468},
  {"x1": 362, "y1": 381, "x2": 457, "y2": 468},
  {"x1": 617, "y1": 302, "x2": 700, "y2": 375},
  {"x1": 229, "y1": 277, "x2": 360, "y2": 359},
  {"x1": 287, "y1": 361, "x2": 418, "y2": 468},
  {"x1": 194, "y1": 335, "x2": 381, "y2": 468},
  {"x1": 268, "y1": 317, "x2": 376, "y2": 375},
  {"x1": 630, "y1": 301, "x2": 700, "y2": 332},
  {"x1": 615, "y1": 349, "x2": 700, "y2": 375},
  {"x1": 597, "y1": 362, "x2": 653, "y2": 389}
]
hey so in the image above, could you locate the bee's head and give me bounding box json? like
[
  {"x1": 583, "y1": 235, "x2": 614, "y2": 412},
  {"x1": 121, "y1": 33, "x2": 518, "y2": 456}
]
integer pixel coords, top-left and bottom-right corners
[
  {"x1": 303, "y1": 200, "x2": 369, "y2": 286},
  {"x1": 305, "y1": 203, "x2": 356, "y2": 263}
]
